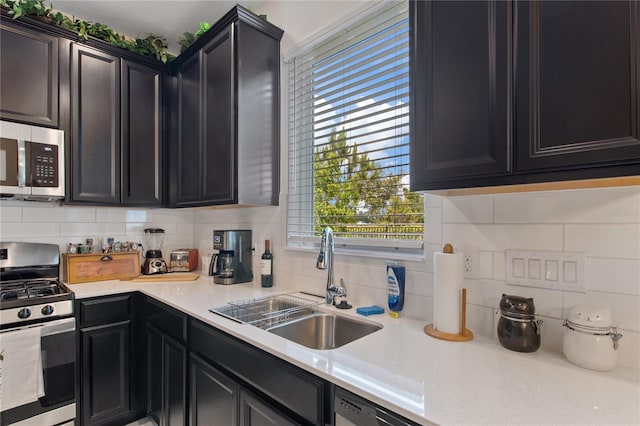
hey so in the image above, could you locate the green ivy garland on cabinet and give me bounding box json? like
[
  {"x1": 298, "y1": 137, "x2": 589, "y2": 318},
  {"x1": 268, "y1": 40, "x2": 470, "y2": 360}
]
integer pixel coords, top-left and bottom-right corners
[{"x1": 1, "y1": 0, "x2": 216, "y2": 62}]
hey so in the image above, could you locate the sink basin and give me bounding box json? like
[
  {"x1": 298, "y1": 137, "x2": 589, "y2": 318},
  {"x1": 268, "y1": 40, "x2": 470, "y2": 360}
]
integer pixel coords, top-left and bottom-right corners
[{"x1": 267, "y1": 312, "x2": 382, "y2": 350}]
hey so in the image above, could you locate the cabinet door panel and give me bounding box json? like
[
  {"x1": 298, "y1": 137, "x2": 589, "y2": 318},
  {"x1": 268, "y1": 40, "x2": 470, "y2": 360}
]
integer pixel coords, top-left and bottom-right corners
[
  {"x1": 164, "y1": 337, "x2": 187, "y2": 426},
  {"x1": 190, "y1": 353, "x2": 238, "y2": 426},
  {"x1": 176, "y1": 54, "x2": 202, "y2": 205},
  {"x1": 147, "y1": 327, "x2": 163, "y2": 425},
  {"x1": 516, "y1": 1, "x2": 640, "y2": 171},
  {"x1": 239, "y1": 389, "x2": 297, "y2": 426},
  {"x1": 71, "y1": 44, "x2": 120, "y2": 203},
  {"x1": 81, "y1": 321, "x2": 130, "y2": 424},
  {"x1": 202, "y1": 26, "x2": 235, "y2": 204},
  {"x1": 410, "y1": 0, "x2": 511, "y2": 190},
  {"x1": 122, "y1": 60, "x2": 163, "y2": 205},
  {"x1": 0, "y1": 20, "x2": 58, "y2": 126}
]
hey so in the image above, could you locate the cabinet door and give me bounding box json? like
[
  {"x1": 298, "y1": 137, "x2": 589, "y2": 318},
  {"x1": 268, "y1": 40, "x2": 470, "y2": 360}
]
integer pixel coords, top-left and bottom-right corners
[
  {"x1": 410, "y1": 1, "x2": 511, "y2": 191},
  {"x1": 201, "y1": 25, "x2": 235, "y2": 204},
  {"x1": 239, "y1": 388, "x2": 297, "y2": 426},
  {"x1": 81, "y1": 321, "x2": 131, "y2": 425},
  {"x1": 175, "y1": 53, "x2": 202, "y2": 205},
  {"x1": 189, "y1": 353, "x2": 238, "y2": 426},
  {"x1": 70, "y1": 44, "x2": 121, "y2": 204},
  {"x1": 147, "y1": 326, "x2": 187, "y2": 426},
  {"x1": 122, "y1": 60, "x2": 163, "y2": 206},
  {"x1": 515, "y1": 1, "x2": 640, "y2": 172},
  {"x1": 0, "y1": 19, "x2": 59, "y2": 126}
]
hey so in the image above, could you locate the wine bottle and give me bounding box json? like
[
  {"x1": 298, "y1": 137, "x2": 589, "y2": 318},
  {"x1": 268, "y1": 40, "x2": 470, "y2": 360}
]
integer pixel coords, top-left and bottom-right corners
[{"x1": 261, "y1": 240, "x2": 273, "y2": 287}]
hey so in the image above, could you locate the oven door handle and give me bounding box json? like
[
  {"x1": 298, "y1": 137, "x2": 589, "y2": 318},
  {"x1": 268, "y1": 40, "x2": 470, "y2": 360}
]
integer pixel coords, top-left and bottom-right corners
[{"x1": 1, "y1": 317, "x2": 76, "y2": 337}]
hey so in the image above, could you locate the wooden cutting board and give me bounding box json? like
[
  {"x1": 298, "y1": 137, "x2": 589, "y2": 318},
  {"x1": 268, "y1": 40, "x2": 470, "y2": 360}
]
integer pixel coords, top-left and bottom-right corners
[{"x1": 125, "y1": 273, "x2": 200, "y2": 282}]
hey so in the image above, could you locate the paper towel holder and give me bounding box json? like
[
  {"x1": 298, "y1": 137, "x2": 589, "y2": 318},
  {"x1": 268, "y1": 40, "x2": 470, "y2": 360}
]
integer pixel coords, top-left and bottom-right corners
[{"x1": 424, "y1": 287, "x2": 474, "y2": 342}]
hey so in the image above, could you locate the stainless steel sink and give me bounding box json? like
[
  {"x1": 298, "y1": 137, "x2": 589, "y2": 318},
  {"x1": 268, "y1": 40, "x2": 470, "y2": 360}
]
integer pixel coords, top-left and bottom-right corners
[{"x1": 267, "y1": 312, "x2": 382, "y2": 350}]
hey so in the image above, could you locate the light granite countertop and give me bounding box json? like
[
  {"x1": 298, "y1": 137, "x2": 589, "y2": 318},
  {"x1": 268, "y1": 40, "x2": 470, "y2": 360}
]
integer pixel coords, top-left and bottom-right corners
[{"x1": 69, "y1": 277, "x2": 640, "y2": 426}]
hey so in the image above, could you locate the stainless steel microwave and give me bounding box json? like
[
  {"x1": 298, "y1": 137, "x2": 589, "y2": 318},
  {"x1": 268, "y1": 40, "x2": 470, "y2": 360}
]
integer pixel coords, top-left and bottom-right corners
[{"x1": 0, "y1": 120, "x2": 65, "y2": 200}]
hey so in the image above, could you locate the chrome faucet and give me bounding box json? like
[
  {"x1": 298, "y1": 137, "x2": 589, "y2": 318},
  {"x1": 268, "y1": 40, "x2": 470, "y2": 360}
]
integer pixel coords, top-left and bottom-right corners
[{"x1": 316, "y1": 227, "x2": 347, "y2": 304}]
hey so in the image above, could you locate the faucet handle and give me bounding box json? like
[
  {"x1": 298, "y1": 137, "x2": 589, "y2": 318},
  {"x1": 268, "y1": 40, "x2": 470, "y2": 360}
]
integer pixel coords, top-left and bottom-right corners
[{"x1": 339, "y1": 278, "x2": 347, "y2": 295}]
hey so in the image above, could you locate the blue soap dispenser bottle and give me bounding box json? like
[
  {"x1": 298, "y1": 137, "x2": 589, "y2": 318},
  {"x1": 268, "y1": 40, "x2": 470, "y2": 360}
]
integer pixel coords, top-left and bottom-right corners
[{"x1": 387, "y1": 262, "x2": 405, "y2": 317}]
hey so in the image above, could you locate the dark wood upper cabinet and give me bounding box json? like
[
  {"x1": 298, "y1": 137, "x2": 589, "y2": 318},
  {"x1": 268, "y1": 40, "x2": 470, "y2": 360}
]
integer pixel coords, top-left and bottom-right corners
[
  {"x1": 121, "y1": 60, "x2": 163, "y2": 206},
  {"x1": 410, "y1": 1, "x2": 512, "y2": 188},
  {"x1": 0, "y1": 18, "x2": 59, "y2": 127},
  {"x1": 515, "y1": 0, "x2": 640, "y2": 172},
  {"x1": 201, "y1": 27, "x2": 235, "y2": 205},
  {"x1": 169, "y1": 6, "x2": 283, "y2": 207},
  {"x1": 410, "y1": 0, "x2": 640, "y2": 192},
  {"x1": 70, "y1": 44, "x2": 121, "y2": 204}
]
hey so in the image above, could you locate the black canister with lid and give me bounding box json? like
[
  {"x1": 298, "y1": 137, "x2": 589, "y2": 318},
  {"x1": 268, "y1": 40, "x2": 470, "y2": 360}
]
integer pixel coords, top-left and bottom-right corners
[{"x1": 497, "y1": 294, "x2": 542, "y2": 353}]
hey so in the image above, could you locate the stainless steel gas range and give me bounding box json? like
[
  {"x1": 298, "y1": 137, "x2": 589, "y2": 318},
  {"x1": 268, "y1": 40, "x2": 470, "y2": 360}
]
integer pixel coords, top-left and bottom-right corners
[{"x1": 0, "y1": 242, "x2": 76, "y2": 426}]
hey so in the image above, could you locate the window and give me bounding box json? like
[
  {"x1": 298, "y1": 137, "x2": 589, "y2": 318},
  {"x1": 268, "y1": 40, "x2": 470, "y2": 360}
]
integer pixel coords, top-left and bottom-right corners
[{"x1": 287, "y1": 0, "x2": 423, "y2": 255}]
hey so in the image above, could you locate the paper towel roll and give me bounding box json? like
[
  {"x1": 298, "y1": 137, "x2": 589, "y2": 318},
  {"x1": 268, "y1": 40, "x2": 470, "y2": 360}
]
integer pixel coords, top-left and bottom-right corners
[{"x1": 433, "y1": 251, "x2": 464, "y2": 334}]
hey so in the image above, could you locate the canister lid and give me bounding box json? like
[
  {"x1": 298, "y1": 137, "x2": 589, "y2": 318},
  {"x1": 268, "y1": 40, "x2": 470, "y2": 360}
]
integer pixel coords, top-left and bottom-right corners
[
  {"x1": 499, "y1": 294, "x2": 536, "y2": 315},
  {"x1": 566, "y1": 305, "x2": 613, "y2": 329}
]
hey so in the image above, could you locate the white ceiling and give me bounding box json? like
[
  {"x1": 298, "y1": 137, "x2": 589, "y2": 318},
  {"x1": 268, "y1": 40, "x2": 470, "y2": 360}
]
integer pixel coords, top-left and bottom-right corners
[{"x1": 53, "y1": 1, "x2": 266, "y2": 55}]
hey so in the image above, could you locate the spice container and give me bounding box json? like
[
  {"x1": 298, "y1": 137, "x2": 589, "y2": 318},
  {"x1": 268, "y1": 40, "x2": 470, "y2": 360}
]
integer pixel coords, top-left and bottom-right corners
[
  {"x1": 562, "y1": 305, "x2": 622, "y2": 371},
  {"x1": 497, "y1": 294, "x2": 542, "y2": 353}
]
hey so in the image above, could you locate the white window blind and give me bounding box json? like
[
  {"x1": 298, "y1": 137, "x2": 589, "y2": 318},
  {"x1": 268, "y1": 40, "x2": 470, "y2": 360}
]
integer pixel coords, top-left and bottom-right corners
[{"x1": 288, "y1": 0, "x2": 424, "y2": 253}]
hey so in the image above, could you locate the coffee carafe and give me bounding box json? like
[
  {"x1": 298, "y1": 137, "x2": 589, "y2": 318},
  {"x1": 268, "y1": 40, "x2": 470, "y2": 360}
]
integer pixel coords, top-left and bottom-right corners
[
  {"x1": 209, "y1": 230, "x2": 253, "y2": 284},
  {"x1": 142, "y1": 228, "x2": 168, "y2": 275}
]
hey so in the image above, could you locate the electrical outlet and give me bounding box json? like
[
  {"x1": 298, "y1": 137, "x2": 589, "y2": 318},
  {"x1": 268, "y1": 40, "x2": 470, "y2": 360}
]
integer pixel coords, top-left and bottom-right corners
[
  {"x1": 464, "y1": 254, "x2": 473, "y2": 273},
  {"x1": 455, "y1": 244, "x2": 478, "y2": 279}
]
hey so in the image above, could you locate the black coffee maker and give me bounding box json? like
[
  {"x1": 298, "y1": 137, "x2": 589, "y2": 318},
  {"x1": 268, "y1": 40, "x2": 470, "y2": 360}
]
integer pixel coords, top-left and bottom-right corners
[{"x1": 142, "y1": 228, "x2": 168, "y2": 274}]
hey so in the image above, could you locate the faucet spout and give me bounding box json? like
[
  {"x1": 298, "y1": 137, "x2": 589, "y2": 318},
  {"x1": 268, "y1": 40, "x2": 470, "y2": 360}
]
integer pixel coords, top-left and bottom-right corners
[{"x1": 316, "y1": 227, "x2": 347, "y2": 304}]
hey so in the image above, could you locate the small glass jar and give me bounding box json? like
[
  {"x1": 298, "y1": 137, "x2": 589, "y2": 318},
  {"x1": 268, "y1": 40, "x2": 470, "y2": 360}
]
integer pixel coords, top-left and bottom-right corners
[
  {"x1": 497, "y1": 294, "x2": 542, "y2": 353},
  {"x1": 562, "y1": 305, "x2": 622, "y2": 371}
]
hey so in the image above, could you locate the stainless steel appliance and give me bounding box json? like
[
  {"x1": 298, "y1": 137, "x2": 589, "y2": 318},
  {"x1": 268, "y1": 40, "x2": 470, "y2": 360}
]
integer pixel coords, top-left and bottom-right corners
[
  {"x1": 142, "y1": 228, "x2": 168, "y2": 275},
  {"x1": 0, "y1": 242, "x2": 76, "y2": 426},
  {"x1": 0, "y1": 120, "x2": 65, "y2": 200},
  {"x1": 170, "y1": 248, "x2": 198, "y2": 272},
  {"x1": 209, "y1": 230, "x2": 253, "y2": 285},
  {"x1": 334, "y1": 387, "x2": 415, "y2": 425}
]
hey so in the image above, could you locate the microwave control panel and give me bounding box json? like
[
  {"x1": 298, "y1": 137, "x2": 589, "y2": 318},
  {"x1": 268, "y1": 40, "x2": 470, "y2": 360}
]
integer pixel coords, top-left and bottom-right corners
[{"x1": 29, "y1": 142, "x2": 58, "y2": 187}]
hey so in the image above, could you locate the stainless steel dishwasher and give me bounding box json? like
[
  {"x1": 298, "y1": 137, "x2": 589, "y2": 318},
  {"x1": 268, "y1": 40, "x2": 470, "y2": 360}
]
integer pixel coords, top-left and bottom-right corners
[{"x1": 334, "y1": 387, "x2": 422, "y2": 426}]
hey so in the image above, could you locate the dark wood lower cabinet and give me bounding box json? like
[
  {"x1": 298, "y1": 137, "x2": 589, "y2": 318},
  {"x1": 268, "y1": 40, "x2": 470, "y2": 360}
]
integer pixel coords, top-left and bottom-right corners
[
  {"x1": 77, "y1": 293, "x2": 144, "y2": 426},
  {"x1": 189, "y1": 353, "x2": 238, "y2": 426},
  {"x1": 239, "y1": 389, "x2": 297, "y2": 426},
  {"x1": 81, "y1": 321, "x2": 130, "y2": 425},
  {"x1": 147, "y1": 325, "x2": 187, "y2": 426}
]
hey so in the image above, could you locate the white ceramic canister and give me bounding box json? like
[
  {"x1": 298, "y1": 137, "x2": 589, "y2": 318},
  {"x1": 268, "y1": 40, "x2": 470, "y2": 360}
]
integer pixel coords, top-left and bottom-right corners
[{"x1": 562, "y1": 305, "x2": 622, "y2": 371}]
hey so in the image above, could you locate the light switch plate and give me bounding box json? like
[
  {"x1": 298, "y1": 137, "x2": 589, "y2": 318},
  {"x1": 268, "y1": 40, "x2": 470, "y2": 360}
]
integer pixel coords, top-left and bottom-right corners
[{"x1": 505, "y1": 250, "x2": 585, "y2": 292}]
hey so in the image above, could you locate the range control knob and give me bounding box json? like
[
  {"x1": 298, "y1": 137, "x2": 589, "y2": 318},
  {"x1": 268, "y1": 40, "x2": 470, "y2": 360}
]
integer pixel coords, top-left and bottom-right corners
[
  {"x1": 18, "y1": 307, "x2": 31, "y2": 319},
  {"x1": 41, "y1": 305, "x2": 55, "y2": 316}
]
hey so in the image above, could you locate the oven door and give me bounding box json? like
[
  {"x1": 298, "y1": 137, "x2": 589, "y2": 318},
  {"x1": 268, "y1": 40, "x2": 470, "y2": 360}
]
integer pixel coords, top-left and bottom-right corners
[{"x1": 0, "y1": 317, "x2": 76, "y2": 426}]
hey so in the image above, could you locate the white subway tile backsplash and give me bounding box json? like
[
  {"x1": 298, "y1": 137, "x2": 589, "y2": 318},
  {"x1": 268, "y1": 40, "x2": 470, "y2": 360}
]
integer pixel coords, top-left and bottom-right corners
[
  {"x1": 616, "y1": 330, "x2": 640, "y2": 369},
  {"x1": 587, "y1": 258, "x2": 640, "y2": 296},
  {"x1": 60, "y1": 222, "x2": 126, "y2": 237},
  {"x1": 494, "y1": 187, "x2": 640, "y2": 224},
  {"x1": 95, "y1": 209, "x2": 150, "y2": 223},
  {"x1": 423, "y1": 194, "x2": 443, "y2": 208},
  {"x1": 0, "y1": 206, "x2": 21, "y2": 222},
  {"x1": 23, "y1": 206, "x2": 95, "y2": 223},
  {"x1": 153, "y1": 210, "x2": 195, "y2": 224},
  {"x1": 466, "y1": 304, "x2": 495, "y2": 337},
  {"x1": 539, "y1": 317, "x2": 564, "y2": 354},
  {"x1": 424, "y1": 207, "x2": 442, "y2": 244},
  {"x1": 442, "y1": 196, "x2": 493, "y2": 224},
  {"x1": 565, "y1": 224, "x2": 640, "y2": 259},
  {"x1": 478, "y1": 251, "x2": 493, "y2": 279},
  {"x1": 493, "y1": 251, "x2": 506, "y2": 281},
  {"x1": 444, "y1": 224, "x2": 563, "y2": 252},
  {"x1": 0, "y1": 222, "x2": 60, "y2": 238}
]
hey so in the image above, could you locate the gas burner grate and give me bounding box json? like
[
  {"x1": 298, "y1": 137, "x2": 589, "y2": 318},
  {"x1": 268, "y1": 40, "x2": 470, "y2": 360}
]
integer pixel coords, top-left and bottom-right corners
[{"x1": 0, "y1": 279, "x2": 62, "y2": 301}]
